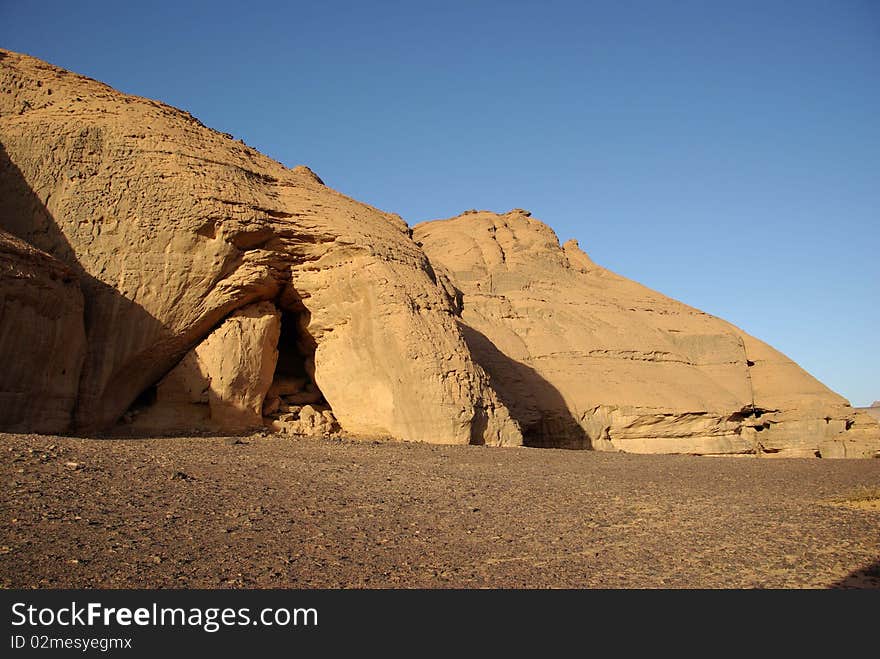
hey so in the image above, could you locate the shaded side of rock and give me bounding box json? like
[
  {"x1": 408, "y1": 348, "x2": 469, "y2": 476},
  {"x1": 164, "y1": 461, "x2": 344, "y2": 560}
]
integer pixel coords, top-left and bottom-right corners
[{"x1": 0, "y1": 230, "x2": 86, "y2": 432}]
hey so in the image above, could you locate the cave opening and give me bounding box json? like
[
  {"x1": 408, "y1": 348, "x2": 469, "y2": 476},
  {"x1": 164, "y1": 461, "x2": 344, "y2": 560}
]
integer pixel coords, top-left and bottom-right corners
[
  {"x1": 117, "y1": 383, "x2": 158, "y2": 426},
  {"x1": 130, "y1": 384, "x2": 157, "y2": 412},
  {"x1": 263, "y1": 306, "x2": 338, "y2": 436},
  {"x1": 275, "y1": 309, "x2": 312, "y2": 382}
]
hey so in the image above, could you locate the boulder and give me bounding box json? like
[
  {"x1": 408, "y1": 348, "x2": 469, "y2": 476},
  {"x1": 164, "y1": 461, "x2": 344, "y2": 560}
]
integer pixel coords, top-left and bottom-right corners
[
  {"x1": 197, "y1": 302, "x2": 280, "y2": 429},
  {"x1": 413, "y1": 210, "x2": 880, "y2": 456},
  {"x1": 131, "y1": 302, "x2": 280, "y2": 431},
  {"x1": 271, "y1": 403, "x2": 340, "y2": 437}
]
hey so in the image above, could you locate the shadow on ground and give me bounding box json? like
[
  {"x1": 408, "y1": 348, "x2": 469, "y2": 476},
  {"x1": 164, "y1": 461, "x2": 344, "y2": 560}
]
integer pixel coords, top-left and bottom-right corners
[{"x1": 830, "y1": 559, "x2": 880, "y2": 589}]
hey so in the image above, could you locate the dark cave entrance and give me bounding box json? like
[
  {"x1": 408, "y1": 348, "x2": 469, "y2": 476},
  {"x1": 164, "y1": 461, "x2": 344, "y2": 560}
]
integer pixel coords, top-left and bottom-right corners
[
  {"x1": 263, "y1": 306, "x2": 338, "y2": 435},
  {"x1": 120, "y1": 383, "x2": 157, "y2": 424},
  {"x1": 275, "y1": 309, "x2": 313, "y2": 382}
]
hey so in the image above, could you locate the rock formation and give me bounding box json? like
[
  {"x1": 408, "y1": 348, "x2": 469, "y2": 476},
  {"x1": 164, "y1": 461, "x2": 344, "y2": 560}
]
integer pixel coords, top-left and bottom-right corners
[
  {"x1": 130, "y1": 301, "x2": 281, "y2": 432},
  {"x1": 0, "y1": 49, "x2": 520, "y2": 446},
  {"x1": 859, "y1": 402, "x2": 880, "y2": 424},
  {"x1": 1, "y1": 49, "x2": 877, "y2": 456},
  {"x1": 0, "y1": 229, "x2": 85, "y2": 433},
  {"x1": 413, "y1": 210, "x2": 880, "y2": 457}
]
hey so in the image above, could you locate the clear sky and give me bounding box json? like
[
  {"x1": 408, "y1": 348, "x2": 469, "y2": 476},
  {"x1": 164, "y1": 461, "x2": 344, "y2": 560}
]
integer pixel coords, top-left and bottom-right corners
[{"x1": 2, "y1": 0, "x2": 877, "y2": 406}]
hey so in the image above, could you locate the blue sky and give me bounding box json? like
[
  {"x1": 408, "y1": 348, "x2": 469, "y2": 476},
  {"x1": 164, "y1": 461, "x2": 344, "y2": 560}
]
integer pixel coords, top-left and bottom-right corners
[{"x1": 2, "y1": 0, "x2": 877, "y2": 405}]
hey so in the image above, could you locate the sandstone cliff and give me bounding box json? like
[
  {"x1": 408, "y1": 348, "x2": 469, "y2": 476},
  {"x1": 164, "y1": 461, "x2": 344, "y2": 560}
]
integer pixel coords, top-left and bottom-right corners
[
  {"x1": 0, "y1": 49, "x2": 520, "y2": 445},
  {"x1": 413, "y1": 210, "x2": 880, "y2": 457},
  {"x1": 1, "y1": 49, "x2": 876, "y2": 457},
  {"x1": 0, "y1": 229, "x2": 85, "y2": 433}
]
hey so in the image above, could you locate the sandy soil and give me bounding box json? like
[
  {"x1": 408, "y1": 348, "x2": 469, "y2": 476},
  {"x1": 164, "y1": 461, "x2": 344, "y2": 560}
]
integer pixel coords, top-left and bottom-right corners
[{"x1": 2, "y1": 432, "x2": 878, "y2": 589}]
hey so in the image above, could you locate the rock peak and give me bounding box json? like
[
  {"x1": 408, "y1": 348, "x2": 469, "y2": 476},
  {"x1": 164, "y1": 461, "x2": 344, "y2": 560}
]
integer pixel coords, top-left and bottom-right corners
[{"x1": 291, "y1": 165, "x2": 325, "y2": 185}]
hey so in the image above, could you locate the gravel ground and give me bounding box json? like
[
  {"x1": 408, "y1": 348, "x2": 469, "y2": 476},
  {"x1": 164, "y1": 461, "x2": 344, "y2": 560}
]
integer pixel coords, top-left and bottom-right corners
[{"x1": 2, "y1": 432, "x2": 878, "y2": 589}]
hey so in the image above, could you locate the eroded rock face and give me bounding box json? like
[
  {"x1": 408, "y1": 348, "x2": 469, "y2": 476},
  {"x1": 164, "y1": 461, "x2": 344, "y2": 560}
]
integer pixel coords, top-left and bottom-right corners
[
  {"x1": 0, "y1": 49, "x2": 521, "y2": 445},
  {"x1": 197, "y1": 302, "x2": 280, "y2": 429},
  {"x1": 1, "y1": 49, "x2": 874, "y2": 457},
  {"x1": 414, "y1": 210, "x2": 880, "y2": 457},
  {"x1": 0, "y1": 229, "x2": 85, "y2": 433},
  {"x1": 858, "y1": 403, "x2": 880, "y2": 424},
  {"x1": 132, "y1": 302, "x2": 280, "y2": 432}
]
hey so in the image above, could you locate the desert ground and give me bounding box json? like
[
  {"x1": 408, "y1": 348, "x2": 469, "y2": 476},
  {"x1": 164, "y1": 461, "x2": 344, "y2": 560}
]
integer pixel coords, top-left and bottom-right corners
[{"x1": 1, "y1": 432, "x2": 878, "y2": 589}]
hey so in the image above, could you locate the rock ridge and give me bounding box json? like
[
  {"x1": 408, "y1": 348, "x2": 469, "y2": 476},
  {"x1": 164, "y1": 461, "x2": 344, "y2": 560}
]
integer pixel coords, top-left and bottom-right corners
[{"x1": 413, "y1": 209, "x2": 880, "y2": 457}]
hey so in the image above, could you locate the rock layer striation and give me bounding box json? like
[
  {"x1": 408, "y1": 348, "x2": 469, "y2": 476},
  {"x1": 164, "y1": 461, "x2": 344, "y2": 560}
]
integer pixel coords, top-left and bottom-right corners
[{"x1": 414, "y1": 210, "x2": 880, "y2": 457}]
